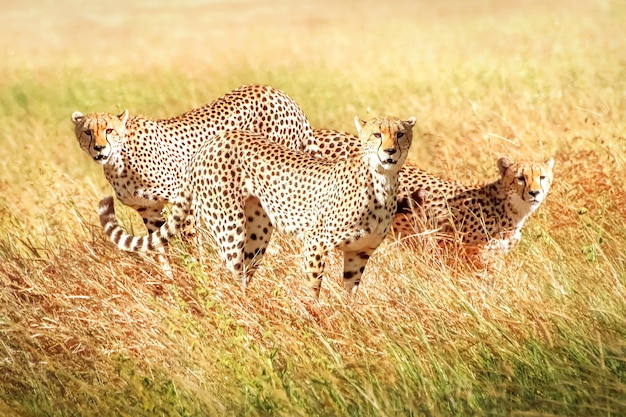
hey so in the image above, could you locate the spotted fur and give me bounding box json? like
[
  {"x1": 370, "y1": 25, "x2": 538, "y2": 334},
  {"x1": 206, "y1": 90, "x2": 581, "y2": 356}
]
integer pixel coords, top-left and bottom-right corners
[
  {"x1": 393, "y1": 157, "x2": 554, "y2": 251},
  {"x1": 72, "y1": 85, "x2": 314, "y2": 271},
  {"x1": 99, "y1": 116, "x2": 416, "y2": 297},
  {"x1": 308, "y1": 129, "x2": 554, "y2": 252}
]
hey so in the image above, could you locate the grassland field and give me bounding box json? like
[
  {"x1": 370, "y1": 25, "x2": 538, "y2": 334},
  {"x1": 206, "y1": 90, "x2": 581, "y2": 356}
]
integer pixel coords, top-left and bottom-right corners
[{"x1": 0, "y1": 0, "x2": 625, "y2": 416}]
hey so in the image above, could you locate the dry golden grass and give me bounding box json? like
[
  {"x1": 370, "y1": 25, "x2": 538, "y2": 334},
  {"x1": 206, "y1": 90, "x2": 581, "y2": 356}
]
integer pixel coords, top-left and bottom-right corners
[{"x1": 1, "y1": 0, "x2": 625, "y2": 415}]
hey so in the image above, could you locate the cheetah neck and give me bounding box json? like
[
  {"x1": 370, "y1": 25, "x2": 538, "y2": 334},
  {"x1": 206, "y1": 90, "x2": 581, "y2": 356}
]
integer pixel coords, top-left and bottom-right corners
[
  {"x1": 366, "y1": 161, "x2": 400, "y2": 212},
  {"x1": 101, "y1": 144, "x2": 124, "y2": 176},
  {"x1": 490, "y1": 180, "x2": 537, "y2": 232},
  {"x1": 375, "y1": 174, "x2": 397, "y2": 207}
]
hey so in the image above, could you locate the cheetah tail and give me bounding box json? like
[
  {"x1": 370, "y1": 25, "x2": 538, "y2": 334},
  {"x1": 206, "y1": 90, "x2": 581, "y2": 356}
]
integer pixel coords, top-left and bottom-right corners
[{"x1": 98, "y1": 193, "x2": 192, "y2": 253}]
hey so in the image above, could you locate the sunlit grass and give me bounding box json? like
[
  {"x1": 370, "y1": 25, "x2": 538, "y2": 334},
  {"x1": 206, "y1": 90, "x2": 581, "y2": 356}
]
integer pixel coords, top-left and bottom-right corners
[{"x1": 1, "y1": 0, "x2": 625, "y2": 416}]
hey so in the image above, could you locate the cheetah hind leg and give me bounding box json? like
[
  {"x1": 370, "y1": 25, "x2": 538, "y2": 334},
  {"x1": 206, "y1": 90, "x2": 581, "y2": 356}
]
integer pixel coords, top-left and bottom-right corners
[
  {"x1": 241, "y1": 197, "x2": 274, "y2": 287},
  {"x1": 206, "y1": 197, "x2": 269, "y2": 292},
  {"x1": 342, "y1": 249, "x2": 375, "y2": 296},
  {"x1": 139, "y1": 205, "x2": 173, "y2": 279}
]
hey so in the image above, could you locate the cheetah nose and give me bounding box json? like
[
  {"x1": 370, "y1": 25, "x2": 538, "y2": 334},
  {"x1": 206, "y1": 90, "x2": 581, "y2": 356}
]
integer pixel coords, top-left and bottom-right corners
[
  {"x1": 528, "y1": 190, "x2": 540, "y2": 197},
  {"x1": 383, "y1": 148, "x2": 397, "y2": 155},
  {"x1": 93, "y1": 145, "x2": 106, "y2": 151}
]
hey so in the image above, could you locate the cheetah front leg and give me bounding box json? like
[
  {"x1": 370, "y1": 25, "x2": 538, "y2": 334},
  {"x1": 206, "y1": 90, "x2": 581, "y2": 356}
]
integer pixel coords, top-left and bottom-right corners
[
  {"x1": 342, "y1": 249, "x2": 375, "y2": 296},
  {"x1": 303, "y1": 240, "x2": 327, "y2": 299},
  {"x1": 137, "y1": 204, "x2": 172, "y2": 278}
]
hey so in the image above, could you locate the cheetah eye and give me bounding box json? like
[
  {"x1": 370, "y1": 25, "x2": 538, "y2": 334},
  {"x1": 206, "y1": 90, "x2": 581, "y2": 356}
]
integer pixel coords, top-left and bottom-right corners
[
  {"x1": 372, "y1": 132, "x2": 382, "y2": 139},
  {"x1": 396, "y1": 132, "x2": 404, "y2": 139},
  {"x1": 517, "y1": 175, "x2": 525, "y2": 182},
  {"x1": 105, "y1": 128, "x2": 114, "y2": 135},
  {"x1": 83, "y1": 129, "x2": 92, "y2": 137}
]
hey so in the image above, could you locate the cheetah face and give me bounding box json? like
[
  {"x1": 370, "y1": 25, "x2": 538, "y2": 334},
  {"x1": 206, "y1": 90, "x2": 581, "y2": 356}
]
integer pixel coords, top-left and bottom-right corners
[
  {"x1": 71, "y1": 110, "x2": 129, "y2": 165},
  {"x1": 354, "y1": 116, "x2": 416, "y2": 172},
  {"x1": 499, "y1": 157, "x2": 554, "y2": 208}
]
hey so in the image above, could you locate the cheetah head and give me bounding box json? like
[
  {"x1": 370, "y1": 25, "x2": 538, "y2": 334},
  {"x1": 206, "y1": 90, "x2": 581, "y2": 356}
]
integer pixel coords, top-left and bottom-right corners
[
  {"x1": 71, "y1": 110, "x2": 129, "y2": 164},
  {"x1": 499, "y1": 157, "x2": 554, "y2": 211},
  {"x1": 354, "y1": 116, "x2": 416, "y2": 172}
]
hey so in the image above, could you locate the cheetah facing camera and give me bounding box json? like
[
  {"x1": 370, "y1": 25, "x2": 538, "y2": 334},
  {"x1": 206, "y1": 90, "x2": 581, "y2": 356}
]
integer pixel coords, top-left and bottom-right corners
[
  {"x1": 393, "y1": 157, "x2": 555, "y2": 252},
  {"x1": 71, "y1": 85, "x2": 315, "y2": 273},
  {"x1": 99, "y1": 116, "x2": 416, "y2": 297}
]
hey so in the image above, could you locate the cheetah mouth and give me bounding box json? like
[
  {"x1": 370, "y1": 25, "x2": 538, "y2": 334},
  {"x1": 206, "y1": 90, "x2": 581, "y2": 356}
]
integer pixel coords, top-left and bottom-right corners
[
  {"x1": 525, "y1": 197, "x2": 542, "y2": 205},
  {"x1": 94, "y1": 154, "x2": 109, "y2": 162},
  {"x1": 380, "y1": 158, "x2": 398, "y2": 166}
]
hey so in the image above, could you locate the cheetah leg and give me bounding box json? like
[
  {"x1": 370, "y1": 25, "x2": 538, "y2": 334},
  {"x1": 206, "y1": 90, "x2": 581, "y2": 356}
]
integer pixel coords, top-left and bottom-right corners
[
  {"x1": 187, "y1": 223, "x2": 211, "y2": 270},
  {"x1": 241, "y1": 198, "x2": 274, "y2": 286},
  {"x1": 206, "y1": 199, "x2": 249, "y2": 291},
  {"x1": 303, "y1": 240, "x2": 326, "y2": 299},
  {"x1": 342, "y1": 249, "x2": 374, "y2": 296},
  {"x1": 181, "y1": 210, "x2": 197, "y2": 238},
  {"x1": 137, "y1": 204, "x2": 172, "y2": 278}
]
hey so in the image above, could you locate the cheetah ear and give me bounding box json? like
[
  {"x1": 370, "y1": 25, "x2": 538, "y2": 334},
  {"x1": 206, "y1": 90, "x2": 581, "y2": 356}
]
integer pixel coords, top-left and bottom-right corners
[
  {"x1": 546, "y1": 157, "x2": 555, "y2": 170},
  {"x1": 497, "y1": 157, "x2": 512, "y2": 176},
  {"x1": 354, "y1": 116, "x2": 366, "y2": 135},
  {"x1": 405, "y1": 116, "x2": 417, "y2": 128},
  {"x1": 117, "y1": 109, "x2": 129, "y2": 125},
  {"x1": 71, "y1": 111, "x2": 85, "y2": 125}
]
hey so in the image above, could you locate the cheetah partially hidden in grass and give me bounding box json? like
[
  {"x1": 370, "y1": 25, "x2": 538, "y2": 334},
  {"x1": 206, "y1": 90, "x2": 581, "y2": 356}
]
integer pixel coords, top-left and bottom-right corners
[
  {"x1": 394, "y1": 158, "x2": 554, "y2": 253},
  {"x1": 99, "y1": 116, "x2": 416, "y2": 297}
]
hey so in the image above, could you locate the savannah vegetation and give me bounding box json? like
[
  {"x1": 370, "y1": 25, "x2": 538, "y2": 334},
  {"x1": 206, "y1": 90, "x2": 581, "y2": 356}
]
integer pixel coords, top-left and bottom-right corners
[{"x1": 0, "y1": 0, "x2": 625, "y2": 415}]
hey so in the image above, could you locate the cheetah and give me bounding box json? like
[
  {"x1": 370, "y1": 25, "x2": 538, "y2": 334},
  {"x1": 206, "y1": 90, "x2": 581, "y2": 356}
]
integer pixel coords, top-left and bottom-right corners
[
  {"x1": 72, "y1": 84, "x2": 314, "y2": 270},
  {"x1": 394, "y1": 157, "x2": 554, "y2": 252},
  {"x1": 308, "y1": 129, "x2": 554, "y2": 252},
  {"x1": 98, "y1": 116, "x2": 416, "y2": 297}
]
